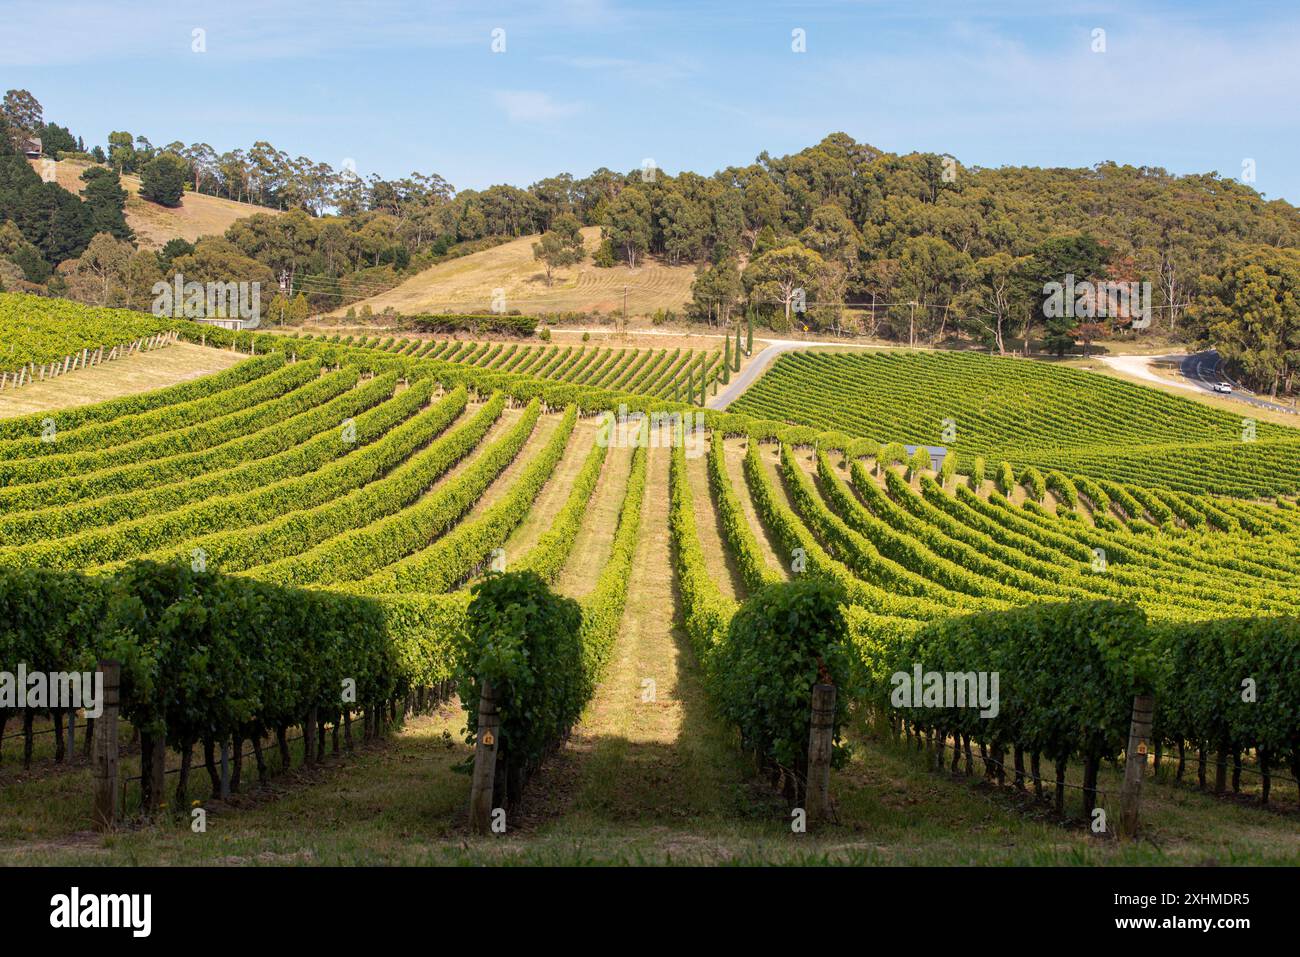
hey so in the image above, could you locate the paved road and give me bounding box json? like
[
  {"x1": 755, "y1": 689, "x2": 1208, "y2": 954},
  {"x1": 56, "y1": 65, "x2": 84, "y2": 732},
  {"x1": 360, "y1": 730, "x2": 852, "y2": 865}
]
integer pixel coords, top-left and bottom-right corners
[
  {"x1": 1096, "y1": 352, "x2": 1201, "y2": 394},
  {"x1": 559, "y1": 330, "x2": 883, "y2": 411},
  {"x1": 708, "y1": 341, "x2": 806, "y2": 410},
  {"x1": 1180, "y1": 350, "x2": 1297, "y2": 414},
  {"x1": 565, "y1": 328, "x2": 1298, "y2": 417}
]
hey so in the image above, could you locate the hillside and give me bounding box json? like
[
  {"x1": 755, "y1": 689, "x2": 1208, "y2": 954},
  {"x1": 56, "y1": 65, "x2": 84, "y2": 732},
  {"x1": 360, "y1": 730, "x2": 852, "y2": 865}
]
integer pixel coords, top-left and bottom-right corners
[
  {"x1": 29, "y1": 157, "x2": 277, "y2": 248},
  {"x1": 331, "y1": 226, "x2": 697, "y2": 318},
  {"x1": 2, "y1": 296, "x2": 1298, "y2": 868},
  {"x1": 730, "y1": 350, "x2": 1300, "y2": 496},
  {"x1": 284, "y1": 330, "x2": 729, "y2": 401}
]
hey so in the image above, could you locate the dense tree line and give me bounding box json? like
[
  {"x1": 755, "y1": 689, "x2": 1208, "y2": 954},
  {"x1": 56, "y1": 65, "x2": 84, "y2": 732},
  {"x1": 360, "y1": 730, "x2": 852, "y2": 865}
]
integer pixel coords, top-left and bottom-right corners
[
  {"x1": 1190, "y1": 245, "x2": 1300, "y2": 397},
  {"x1": 582, "y1": 134, "x2": 1299, "y2": 392},
  {"x1": 0, "y1": 104, "x2": 131, "y2": 289},
  {"x1": 2, "y1": 86, "x2": 1298, "y2": 391}
]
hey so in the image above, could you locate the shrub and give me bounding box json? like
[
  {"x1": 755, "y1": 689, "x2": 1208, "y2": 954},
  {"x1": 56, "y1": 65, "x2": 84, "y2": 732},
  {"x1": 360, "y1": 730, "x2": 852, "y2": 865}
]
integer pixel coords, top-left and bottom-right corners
[
  {"x1": 1153, "y1": 617, "x2": 1300, "y2": 801},
  {"x1": 1045, "y1": 471, "x2": 1079, "y2": 509},
  {"x1": 405, "y1": 313, "x2": 537, "y2": 337},
  {"x1": 888, "y1": 600, "x2": 1153, "y2": 814},
  {"x1": 713, "y1": 578, "x2": 858, "y2": 788},
  {"x1": 1019, "y1": 466, "x2": 1046, "y2": 502},
  {"x1": 906, "y1": 446, "x2": 931, "y2": 479},
  {"x1": 877, "y1": 441, "x2": 907, "y2": 474},
  {"x1": 1, "y1": 559, "x2": 408, "y2": 808},
  {"x1": 670, "y1": 441, "x2": 737, "y2": 667},
  {"x1": 454, "y1": 570, "x2": 583, "y2": 804},
  {"x1": 996, "y1": 461, "x2": 1016, "y2": 496},
  {"x1": 593, "y1": 239, "x2": 617, "y2": 268},
  {"x1": 938, "y1": 450, "x2": 957, "y2": 488},
  {"x1": 138, "y1": 153, "x2": 188, "y2": 207}
]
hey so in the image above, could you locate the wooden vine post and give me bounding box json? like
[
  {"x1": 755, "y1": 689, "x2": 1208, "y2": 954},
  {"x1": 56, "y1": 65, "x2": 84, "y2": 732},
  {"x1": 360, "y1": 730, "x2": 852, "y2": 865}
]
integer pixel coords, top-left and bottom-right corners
[
  {"x1": 806, "y1": 683, "x2": 836, "y2": 824},
  {"x1": 1119, "y1": 693, "x2": 1155, "y2": 840},
  {"x1": 469, "y1": 679, "x2": 500, "y2": 835},
  {"x1": 91, "y1": 660, "x2": 121, "y2": 831},
  {"x1": 147, "y1": 731, "x2": 166, "y2": 817}
]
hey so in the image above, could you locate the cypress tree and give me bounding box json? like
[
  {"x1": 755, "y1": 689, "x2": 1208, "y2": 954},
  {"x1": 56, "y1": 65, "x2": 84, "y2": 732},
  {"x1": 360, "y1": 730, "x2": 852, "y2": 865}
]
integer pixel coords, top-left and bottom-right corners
[
  {"x1": 722, "y1": 338, "x2": 731, "y2": 383},
  {"x1": 745, "y1": 313, "x2": 753, "y2": 355}
]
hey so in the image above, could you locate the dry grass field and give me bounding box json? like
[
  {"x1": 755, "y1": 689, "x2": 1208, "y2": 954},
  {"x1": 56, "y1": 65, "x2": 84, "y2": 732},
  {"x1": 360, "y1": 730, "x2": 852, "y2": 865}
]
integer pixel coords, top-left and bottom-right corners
[
  {"x1": 331, "y1": 227, "x2": 697, "y2": 318},
  {"x1": 0, "y1": 342, "x2": 245, "y2": 417},
  {"x1": 30, "y1": 158, "x2": 277, "y2": 249}
]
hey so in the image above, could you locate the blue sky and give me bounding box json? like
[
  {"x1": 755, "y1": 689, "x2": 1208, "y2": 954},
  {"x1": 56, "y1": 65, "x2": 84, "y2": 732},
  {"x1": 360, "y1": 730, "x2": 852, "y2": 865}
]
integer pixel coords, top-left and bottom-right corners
[{"x1": 5, "y1": 0, "x2": 1300, "y2": 202}]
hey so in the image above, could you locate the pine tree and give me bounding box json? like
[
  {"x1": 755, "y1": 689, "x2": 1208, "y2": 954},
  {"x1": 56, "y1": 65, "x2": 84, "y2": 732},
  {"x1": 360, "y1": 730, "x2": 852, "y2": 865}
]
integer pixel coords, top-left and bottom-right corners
[{"x1": 80, "y1": 167, "x2": 132, "y2": 241}]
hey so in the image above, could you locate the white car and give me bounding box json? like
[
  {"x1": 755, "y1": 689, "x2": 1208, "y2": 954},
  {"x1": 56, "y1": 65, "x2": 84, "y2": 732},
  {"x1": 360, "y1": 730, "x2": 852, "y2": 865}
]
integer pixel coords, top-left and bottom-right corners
[{"x1": 1212, "y1": 382, "x2": 1233, "y2": 394}]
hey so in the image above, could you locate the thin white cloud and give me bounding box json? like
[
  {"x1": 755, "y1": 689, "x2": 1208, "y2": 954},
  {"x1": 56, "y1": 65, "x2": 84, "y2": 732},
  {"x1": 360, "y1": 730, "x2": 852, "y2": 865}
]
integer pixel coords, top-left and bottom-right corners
[
  {"x1": 544, "y1": 54, "x2": 697, "y2": 85},
  {"x1": 492, "y1": 90, "x2": 583, "y2": 123}
]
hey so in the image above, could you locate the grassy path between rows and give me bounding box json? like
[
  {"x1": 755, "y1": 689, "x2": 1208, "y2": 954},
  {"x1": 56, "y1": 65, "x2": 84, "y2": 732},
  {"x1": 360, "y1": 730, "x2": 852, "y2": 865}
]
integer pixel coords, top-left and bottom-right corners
[
  {"x1": 501, "y1": 415, "x2": 602, "y2": 560},
  {"x1": 685, "y1": 447, "x2": 746, "y2": 601},
  {"x1": 522, "y1": 437, "x2": 757, "y2": 852},
  {"x1": 554, "y1": 441, "x2": 631, "y2": 599},
  {"x1": 722, "y1": 437, "x2": 789, "y2": 579}
]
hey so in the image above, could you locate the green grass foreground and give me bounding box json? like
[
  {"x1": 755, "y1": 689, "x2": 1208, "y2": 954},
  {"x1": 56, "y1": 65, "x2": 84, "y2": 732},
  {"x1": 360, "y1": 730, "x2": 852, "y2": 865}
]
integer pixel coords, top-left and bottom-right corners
[{"x1": 5, "y1": 695, "x2": 1296, "y2": 866}]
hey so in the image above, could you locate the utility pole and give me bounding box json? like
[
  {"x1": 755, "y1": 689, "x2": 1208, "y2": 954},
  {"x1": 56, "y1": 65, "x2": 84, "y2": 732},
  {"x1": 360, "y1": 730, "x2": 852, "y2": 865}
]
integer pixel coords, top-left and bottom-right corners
[{"x1": 278, "y1": 269, "x2": 290, "y2": 328}]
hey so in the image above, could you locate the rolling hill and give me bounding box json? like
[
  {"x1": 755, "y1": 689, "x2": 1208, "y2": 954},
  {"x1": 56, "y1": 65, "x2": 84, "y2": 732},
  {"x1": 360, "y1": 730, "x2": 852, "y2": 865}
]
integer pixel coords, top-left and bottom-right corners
[
  {"x1": 29, "y1": 157, "x2": 278, "y2": 249},
  {"x1": 730, "y1": 350, "x2": 1300, "y2": 496},
  {"x1": 330, "y1": 226, "x2": 697, "y2": 318}
]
